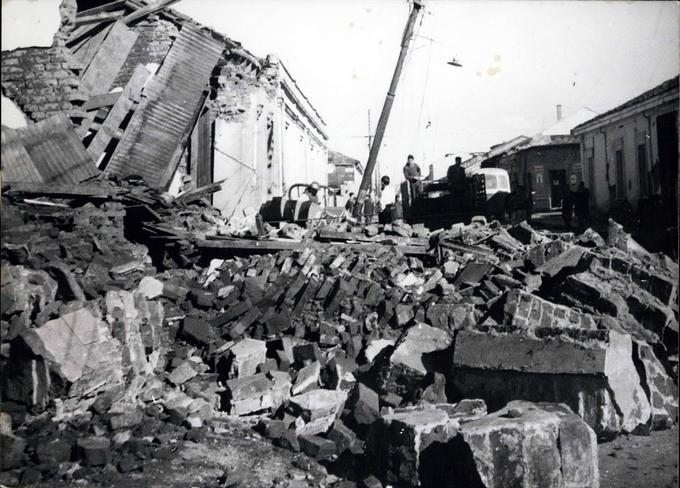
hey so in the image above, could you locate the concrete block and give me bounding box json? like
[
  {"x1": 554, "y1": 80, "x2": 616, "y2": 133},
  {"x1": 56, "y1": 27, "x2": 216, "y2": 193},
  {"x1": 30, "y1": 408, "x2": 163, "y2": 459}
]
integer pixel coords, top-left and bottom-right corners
[
  {"x1": 390, "y1": 323, "x2": 452, "y2": 376},
  {"x1": 227, "y1": 372, "x2": 290, "y2": 416},
  {"x1": 228, "y1": 338, "x2": 267, "y2": 379},
  {"x1": 367, "y1": 405, "x2": 459, "y2": 487},
  {"x1": 77, "y1": 437, "x2": 111, "y2": 466},
  {"x1": 299, "y1": 435, "x2": 336, "y2": 461},
  {"x1": 289, "y1": 389, "x2": 347, "y2": 436},
  {"x1": 349, "y1": 383, "x2": 380, "y2": 425},
  {"x1": 456, "y1": 401, "x2": 599, "y2": 488},
  {"x1": 168, "y1": 361, "x2": 197, "y2": 385},
  {"x1": 135, "y1": 276, "x2": 163, "y2": 299},
  {"x1": 291, "y1": 361, "x2": 321, "y2": 395}
]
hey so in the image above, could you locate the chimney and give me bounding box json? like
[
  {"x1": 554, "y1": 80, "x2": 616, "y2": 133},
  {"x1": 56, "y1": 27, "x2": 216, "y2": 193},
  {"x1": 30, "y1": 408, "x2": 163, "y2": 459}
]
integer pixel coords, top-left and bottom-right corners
[{"x1": 556, "y1": 104, "x2": 563, "y2": 121}]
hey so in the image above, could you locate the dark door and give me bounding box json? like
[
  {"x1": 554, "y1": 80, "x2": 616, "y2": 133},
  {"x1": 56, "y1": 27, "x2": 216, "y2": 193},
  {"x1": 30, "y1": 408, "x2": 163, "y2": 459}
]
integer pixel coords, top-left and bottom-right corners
[
  {"x1": 549, "y1": 169, "x2": 566, "y2": 208},
  {"x1": 656, "y1": 111, "x2": 678, "y2": 215}
]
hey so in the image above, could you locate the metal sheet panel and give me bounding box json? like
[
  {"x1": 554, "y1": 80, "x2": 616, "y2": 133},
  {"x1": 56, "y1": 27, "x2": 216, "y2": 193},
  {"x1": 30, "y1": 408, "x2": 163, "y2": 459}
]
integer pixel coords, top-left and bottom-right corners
[
  {"x1": 1, "y1": 114, "x2": 99, "y2": 184},
  {"x1": 105, "y1": 24, "x2": 223, "y2": 189}
]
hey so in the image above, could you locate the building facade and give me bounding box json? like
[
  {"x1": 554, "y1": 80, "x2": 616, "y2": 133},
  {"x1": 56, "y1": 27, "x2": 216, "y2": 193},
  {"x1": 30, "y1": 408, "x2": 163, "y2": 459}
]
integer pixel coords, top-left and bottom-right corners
[
  {"x1": 328, "y1": 150, "x2": 362, "y2": 188},
  {"x1": 208, "y1": 54, "x2": 328, "y2": 218},
  {"x1": 497, "y1": 137, "x2": 581, "y2": 211},
  {"x1": 571, "y1": 76, "x2": 678, "y2": 216}
]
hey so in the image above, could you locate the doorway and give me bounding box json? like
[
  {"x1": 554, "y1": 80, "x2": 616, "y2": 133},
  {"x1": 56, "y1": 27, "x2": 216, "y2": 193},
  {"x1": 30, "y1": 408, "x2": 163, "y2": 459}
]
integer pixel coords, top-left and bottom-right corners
[
  {"x1": 656, "y1": 111, "x2": 678, "y2": 214},
  {"x1": 549, "y1": 169, "x2": 566, "y2": 209}
]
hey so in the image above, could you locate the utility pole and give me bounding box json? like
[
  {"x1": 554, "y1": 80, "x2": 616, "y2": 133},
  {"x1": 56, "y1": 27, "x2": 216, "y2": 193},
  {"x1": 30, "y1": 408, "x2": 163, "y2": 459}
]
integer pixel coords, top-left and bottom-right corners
[
  {"x1": 353, "y1": 0, "x2": 424, "y2": 215},
  {"x1": 366, "y1": 109, "x2": 378, "y2": 193}
]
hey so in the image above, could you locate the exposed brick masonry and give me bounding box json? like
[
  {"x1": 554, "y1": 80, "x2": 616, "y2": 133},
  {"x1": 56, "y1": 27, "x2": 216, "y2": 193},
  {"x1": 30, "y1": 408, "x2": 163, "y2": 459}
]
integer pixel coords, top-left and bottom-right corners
[
  {"x1": 111, "y1": 15, "x2": 179, "y2": 89},
  {"x1": 1, "y1": 46, "x2": 83, "y2": 122}
]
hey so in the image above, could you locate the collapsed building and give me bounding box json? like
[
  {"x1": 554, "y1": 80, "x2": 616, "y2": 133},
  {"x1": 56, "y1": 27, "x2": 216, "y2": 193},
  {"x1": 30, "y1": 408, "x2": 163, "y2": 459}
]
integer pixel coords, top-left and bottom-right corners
[
  {"x1": 1, "y1": 0, "x2": 328, "y2": 219},
  {"x1": 0, "y1": 1, "x2": 678, "y2": 488}
]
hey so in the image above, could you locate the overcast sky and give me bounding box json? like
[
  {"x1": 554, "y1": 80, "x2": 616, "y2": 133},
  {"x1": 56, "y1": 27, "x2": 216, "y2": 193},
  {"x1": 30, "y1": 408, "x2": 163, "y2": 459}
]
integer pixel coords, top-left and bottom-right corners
[
  {"x1": 175, "y1": 0, "x2": 679, "y2": 181},
  {"x1": 2, "y1": 0, "x2": 678, "y2": 183}
]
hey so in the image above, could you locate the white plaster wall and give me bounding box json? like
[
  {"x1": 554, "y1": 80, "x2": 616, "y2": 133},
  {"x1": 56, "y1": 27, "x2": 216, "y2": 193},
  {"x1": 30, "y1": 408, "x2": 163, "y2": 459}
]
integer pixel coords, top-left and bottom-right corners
[
  {"x1": 212, "y1": 118, "x2": 257, "y2": 218},
  {"x1": 581, "y1": 106, "x2": 672, "y2": 212}
]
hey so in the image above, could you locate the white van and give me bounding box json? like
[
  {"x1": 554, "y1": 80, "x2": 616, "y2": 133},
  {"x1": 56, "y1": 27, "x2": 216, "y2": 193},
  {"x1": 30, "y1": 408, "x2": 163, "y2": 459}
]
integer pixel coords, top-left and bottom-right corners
[{"x1": 466, "y1": 167, "x2": 511, "y2": 199}]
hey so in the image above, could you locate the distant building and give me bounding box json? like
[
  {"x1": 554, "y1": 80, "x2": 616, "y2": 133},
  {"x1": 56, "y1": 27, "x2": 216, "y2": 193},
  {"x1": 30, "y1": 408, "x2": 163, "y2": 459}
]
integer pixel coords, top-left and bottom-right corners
[
  {"x1": 328, "y1": 150, "x2": 363, "y2": 206},
  {"x1": 481, "y1": 136, "x2": 531, "y2": 169},
  {"x1": 497, "y1": 136, "x2": 581, "y2": 211},
  {"x1": 571, "y1": 76, "x2": 678, "y2": 217},
  {"x1": 461, "y1": 152, "x2": 488, "y2": 173},
  {"x1": 486, "y1": 108, "x2": 598, "y2": 211}
]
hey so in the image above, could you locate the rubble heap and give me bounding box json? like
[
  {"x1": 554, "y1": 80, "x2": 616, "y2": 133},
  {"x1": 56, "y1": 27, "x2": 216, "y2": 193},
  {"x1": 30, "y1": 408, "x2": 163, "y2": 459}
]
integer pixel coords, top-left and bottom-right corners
[{"x1": 1, "y1": 186, "x2": 677, "y2": 487}]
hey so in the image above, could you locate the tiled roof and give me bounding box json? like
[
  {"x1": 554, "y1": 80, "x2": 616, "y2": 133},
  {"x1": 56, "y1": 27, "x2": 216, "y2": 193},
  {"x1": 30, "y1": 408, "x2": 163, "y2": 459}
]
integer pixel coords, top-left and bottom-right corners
[{"x1": 572, "y1": 75, "x2": 679, "y2": 132}]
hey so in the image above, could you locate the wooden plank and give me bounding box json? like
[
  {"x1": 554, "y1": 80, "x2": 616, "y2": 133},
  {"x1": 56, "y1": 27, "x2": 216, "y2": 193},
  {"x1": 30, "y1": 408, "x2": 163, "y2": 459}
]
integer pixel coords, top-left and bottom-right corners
[
  {"x1": 77, "y1": 0, "x2": 127, "y2": 17},
  {"x1": 75, "y1": 10, "x2": 125, "y2": 26},
  {"x1": 196, "y1": 107, "x2": 212, "y2": 188},
  {"x1": 73, "y1": 23, "x2": 114, "y2": 73},
  {"x1": 79, "y1": 21, "x2": 139, "y2": 97},
  {"x1": 82, "y1": 92, "x2": 122, "y2": 111},
  {"x1": 196, "y1": 238, "x2": 429, "y2": 257},
  {"x1": 86, "y1": 65, "x2": 150, "y2": 160},
  {"x1": 316, "y1": 230, "x2": 371, "y2": 242},
  {"x1": 121, "y1": 0, "x2": 180, "y2": 25},
  {"x1": 3, "y1": 182, "x2": 123, "y2": 199},
  {"x1": 176, "y1": 178, "x2": 226, "y2": 204}
]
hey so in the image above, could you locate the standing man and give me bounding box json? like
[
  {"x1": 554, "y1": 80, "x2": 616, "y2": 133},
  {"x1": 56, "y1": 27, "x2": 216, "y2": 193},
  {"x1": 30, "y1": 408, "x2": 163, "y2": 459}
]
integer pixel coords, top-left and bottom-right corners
[
  {"x1": 574, "y1": 181, "x2": 590, "y2": 228},
  {"x1": 363, "y1": 193, "x2": 374, "y2": 224},
  {"x1": 378, "y1": 175, "x2": 396, "y2": 224},
  {"x1": 300, "y1": 182, "x2": 320, "y2": 204},
  {"x1": 403, "y1": 154, "x2": 422, "y2": 204},
  {"x1": 447, "y1": 156, "x2": 466, "y2": 207}
]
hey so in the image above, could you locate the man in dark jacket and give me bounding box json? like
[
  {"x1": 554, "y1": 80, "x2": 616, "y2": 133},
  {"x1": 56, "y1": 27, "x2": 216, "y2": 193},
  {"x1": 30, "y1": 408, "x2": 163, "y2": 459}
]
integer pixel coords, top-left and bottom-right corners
[{"x1": 403, "y1": 154, "x2": 422, "y2": 204}]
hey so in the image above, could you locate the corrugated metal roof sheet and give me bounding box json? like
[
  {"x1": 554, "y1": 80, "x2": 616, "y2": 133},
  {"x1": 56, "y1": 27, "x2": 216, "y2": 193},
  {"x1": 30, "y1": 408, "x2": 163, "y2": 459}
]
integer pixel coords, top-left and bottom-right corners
[
  {"x1": 105, "y1": 24, "x2": 223, "y2": 189},
  {"x1": 1, "y1": 113, "x2": 99, "y2": 184}
]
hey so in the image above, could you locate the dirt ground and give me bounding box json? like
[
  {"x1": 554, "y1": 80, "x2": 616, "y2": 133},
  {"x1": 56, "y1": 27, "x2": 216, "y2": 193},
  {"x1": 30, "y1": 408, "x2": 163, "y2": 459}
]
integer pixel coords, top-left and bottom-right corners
[
  {"x1": 23, "y1": 422, "x2": 676, "y2": 488},
  {"x1": 599, "y1": 426, "x2": 679, "y2": 488}
]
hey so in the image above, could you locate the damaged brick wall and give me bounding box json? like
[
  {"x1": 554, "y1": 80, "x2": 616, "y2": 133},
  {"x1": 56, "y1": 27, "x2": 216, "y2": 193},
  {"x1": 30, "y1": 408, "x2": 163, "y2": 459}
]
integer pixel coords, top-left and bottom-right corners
[
  {"x1": 1, "y1": 0, "x2": 81, "y2": 122},
  {"x1": 111, "y1": 15, "x2": 179, "y2": 89},
  {"x1": 210, "y1": 57, "x2": 274, "y2": 122},
  {"x1": 1, "y1": 47, "x2": 83, "y2": 122}
]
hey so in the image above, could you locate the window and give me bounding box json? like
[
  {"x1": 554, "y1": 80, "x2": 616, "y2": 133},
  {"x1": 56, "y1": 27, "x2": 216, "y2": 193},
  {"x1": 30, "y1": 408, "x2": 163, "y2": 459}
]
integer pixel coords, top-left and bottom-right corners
[
  {"x1": 484, "y1": 174, "x2": 498, "y2": 190},
  {"x1": 637, "y1": 144, "x2": 648, "y2": 197},
  {"x1": 615, "y1": 149, "x2": 625, "y2": 199}
]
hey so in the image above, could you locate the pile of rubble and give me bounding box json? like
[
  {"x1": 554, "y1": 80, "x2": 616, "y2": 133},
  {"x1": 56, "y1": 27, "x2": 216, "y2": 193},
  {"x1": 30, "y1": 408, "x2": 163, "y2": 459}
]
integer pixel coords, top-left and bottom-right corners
[{"x1": 1, "y1": 185, "x2": 677, "y2": 487}]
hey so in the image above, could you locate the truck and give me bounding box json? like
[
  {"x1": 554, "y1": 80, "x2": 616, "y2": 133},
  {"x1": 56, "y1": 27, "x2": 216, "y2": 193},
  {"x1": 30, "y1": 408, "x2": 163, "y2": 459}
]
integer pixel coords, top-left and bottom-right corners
[{"x1": 400, "y1": 166, "x2": 512, "y2": 230}]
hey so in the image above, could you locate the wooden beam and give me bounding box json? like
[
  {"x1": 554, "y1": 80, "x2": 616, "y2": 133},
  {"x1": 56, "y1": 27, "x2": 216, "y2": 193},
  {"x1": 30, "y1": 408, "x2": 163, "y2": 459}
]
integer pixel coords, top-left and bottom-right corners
[
  {"x1": 82, "y1": 92, "x2": 122, "y2": 111},
  {"x1": 121, "y1": 0, "x2": 180, "y2": 25},
  {"x1": 196, "y1": 237, "x2": 429, "y2": 257},
  {"x1": 77, "y1": 0, "x2": 127, "y2": 17},
  {"x1": 72, "y1": 23, "x2": 114, "y2": 72},
  {"x1": 75, "y1": 10, "x2": 125, "y2": 27},
  {"x1": 3, "y1": 183, "x2": 124, "y2": 200},
  {"x1": 86, "y1": 65, "x2": 150, "y2": 160},
  {"x1": 79, "y1": 21, "x2": 139, "y2": 97}
]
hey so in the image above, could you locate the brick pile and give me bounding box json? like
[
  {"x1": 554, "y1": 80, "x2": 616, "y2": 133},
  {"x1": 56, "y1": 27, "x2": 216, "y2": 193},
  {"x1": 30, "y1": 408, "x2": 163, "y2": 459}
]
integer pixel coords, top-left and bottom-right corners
[{"x1": 0, "y1": 182, "x2": 677, "y2": 487}]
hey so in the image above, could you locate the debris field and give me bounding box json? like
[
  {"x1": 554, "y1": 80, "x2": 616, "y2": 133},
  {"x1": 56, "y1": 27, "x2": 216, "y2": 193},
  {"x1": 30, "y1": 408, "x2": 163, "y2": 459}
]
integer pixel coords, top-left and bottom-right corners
[
  {"x1": 0, "y1": 1, "x2": 678, "y2": 487},
  {"x1": 0, "y1": 178, "x2": 677, "y2": 488}
]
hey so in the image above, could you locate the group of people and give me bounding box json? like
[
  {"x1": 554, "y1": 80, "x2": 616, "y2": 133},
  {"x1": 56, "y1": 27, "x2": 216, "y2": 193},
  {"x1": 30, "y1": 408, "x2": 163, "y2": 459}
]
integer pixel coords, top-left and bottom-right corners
[
  {"x1": 562, "y1": 181, "x2": 590, "y2": 229},
  {"x1": 344, "y1": 174, "x2": 402, "y2": 224}
]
